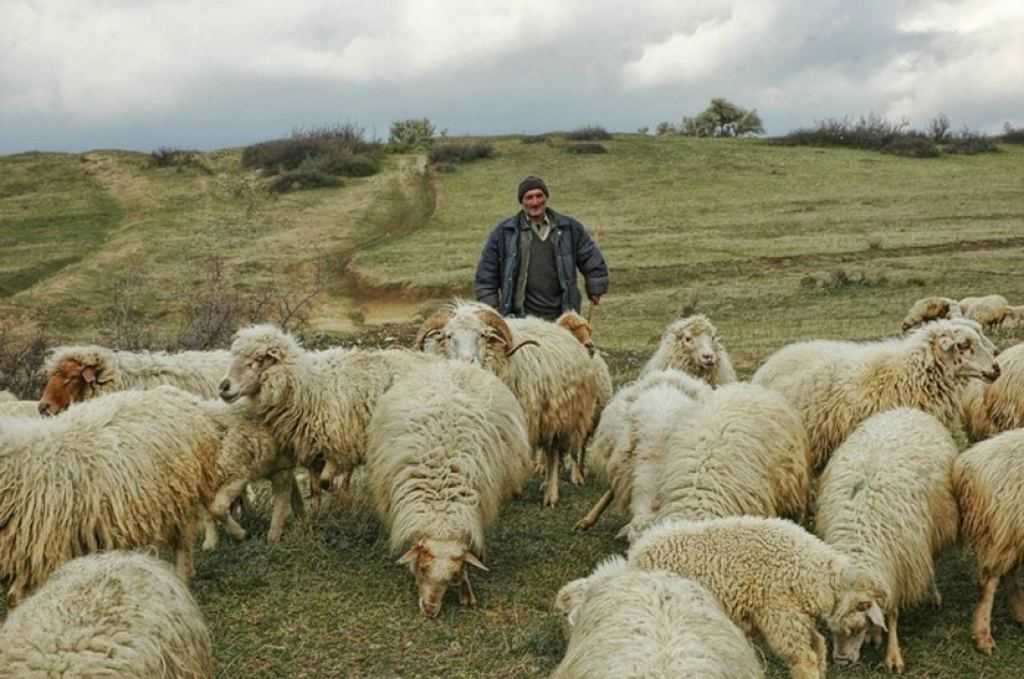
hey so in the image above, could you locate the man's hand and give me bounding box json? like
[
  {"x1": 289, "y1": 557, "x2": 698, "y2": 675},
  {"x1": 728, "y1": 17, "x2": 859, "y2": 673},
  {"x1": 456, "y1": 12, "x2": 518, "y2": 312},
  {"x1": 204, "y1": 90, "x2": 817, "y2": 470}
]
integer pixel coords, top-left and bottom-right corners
[{"x1": 589, "y1": 295, "x2": 601, "y2": 306}]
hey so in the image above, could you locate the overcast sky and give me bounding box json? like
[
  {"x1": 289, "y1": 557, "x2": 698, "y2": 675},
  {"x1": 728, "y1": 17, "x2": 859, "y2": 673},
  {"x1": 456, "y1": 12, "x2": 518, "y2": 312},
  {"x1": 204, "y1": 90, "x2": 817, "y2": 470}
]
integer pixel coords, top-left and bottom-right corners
[{"x1": 3, "y1": 0, "x2": 1022, "y2": 154}]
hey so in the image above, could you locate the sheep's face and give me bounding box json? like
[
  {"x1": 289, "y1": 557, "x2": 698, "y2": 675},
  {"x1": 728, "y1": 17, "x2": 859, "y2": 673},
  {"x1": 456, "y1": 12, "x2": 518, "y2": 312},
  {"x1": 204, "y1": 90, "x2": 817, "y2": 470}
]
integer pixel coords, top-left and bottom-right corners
[
  {"x1": 553, "y1": 578, "x2": 590, "y2": 639},
  {"x1": 220, "y1": 344, "x2": 286, "y2": 404},
  {"x1": 668, "y1": 319, "x2": 720, "y2": 371},
  {"x1": 931, "y1": 325, "x2": 1000, "y2": 382},
  {"x1": 398, "y1": 539, "x2": 487, "y2": 618},
  {"x1": 38, "y1": 358, "x2": 104, "y2": 416},
  {"x1": 901, "y1": 297, "x2": 957, "y2": 332},
  {"x1": 556, "y1": 312, "x2": 596, "y2": 357},
  {"x1": 828, "y1": 591, "x2": 886, "y2": 666}
]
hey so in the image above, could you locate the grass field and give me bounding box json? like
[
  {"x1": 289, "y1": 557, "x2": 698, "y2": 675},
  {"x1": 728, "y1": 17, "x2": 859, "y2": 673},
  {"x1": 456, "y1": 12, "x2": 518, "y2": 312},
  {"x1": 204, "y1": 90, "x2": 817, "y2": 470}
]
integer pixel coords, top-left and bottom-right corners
[{"x1": 2, "y1": 135, "x2": 1024, "y2": 677}]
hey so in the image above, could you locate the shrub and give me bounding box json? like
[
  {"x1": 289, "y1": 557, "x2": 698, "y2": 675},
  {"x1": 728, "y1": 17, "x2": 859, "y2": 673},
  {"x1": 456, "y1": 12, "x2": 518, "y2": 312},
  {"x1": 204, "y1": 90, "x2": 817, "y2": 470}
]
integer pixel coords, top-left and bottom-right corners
[
  {"x1": 883, "y1": 134, "x2": 941, "y2": 158},
  {"x1": 944, "y1": 129, "x2": 999, "y2": 155},
  {"x1": 777, "y1": 114, "x2": 909, "y2": 150},
  {"x1": 637, "y1": 126, "x2": 649, "y2": 135},
  {"x1": 927, "y1": 114, "x2": 951, "y2": 143},
  {"x1": 241, "y1": 123, "x2": 380, "y2": 177},
  {"x1": 389, "y1": 118, "x2": 437, "y2": 151},
  {"x1": 655, "y1": 121, "x2": 677, "y2": 136},
  {"x1": 1001, "y1": 122, "x2": 1024, "y2": 144},
  {"x1": 267, "y1": 157, "x2": 343, "y2": 194},
  {"x1": 149, "y1": 147, "x2": 212, "y2": 174},
  {"x1": 427, "y1": 142, "x2": 496, "y2": 165},
  {"x1": 0, "y1": 322, "x2": 49, "y2": 399},
  {"x1": 564, "y1": 125, "x2": 612, "y2": 141},
  {"x1": 563, "y1": 142, "x2": 607, "y2": 154},
  {"x1": 521, "y1": 134, "x2": 548, "y2": 144}
]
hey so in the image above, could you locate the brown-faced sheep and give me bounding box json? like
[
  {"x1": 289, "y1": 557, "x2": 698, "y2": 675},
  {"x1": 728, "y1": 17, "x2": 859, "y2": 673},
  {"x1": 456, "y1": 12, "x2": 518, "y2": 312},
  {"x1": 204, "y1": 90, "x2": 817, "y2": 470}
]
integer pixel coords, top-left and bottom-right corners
[{"x1": 900, "y1": 296, "x2": 963, "y2": 332}]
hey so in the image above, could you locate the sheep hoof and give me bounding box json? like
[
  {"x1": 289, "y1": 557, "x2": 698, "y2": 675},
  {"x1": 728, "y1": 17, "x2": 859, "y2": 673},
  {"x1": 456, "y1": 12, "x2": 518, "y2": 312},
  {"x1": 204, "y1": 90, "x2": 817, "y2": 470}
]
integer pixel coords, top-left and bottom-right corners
[
  {"x1": 973, "y1": 631, "x2": 995, "y2": 655},
  {"x1": 569, "y1": 466, "x2": 585, "y2": 487},
  {"x1": 543, "y1": 492, "x2": 559, "y2": 508},
  {"x1": 885, "y1": 651, "x2": 905, "y2": 674},
  {"x1": 267, "y1": 530, "x2": 282, "y2": 544},
  {"x1": 201, "y1": 537, "x2": 218, "y2": 552},
  {"x1": 573, "y1": 518, "x2": 592, "y2": 532}
]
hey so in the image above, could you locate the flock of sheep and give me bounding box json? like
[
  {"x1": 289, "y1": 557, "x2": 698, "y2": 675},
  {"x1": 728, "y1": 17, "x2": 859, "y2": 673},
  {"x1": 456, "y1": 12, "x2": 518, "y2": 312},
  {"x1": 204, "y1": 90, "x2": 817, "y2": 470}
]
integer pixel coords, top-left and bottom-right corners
[{"x1": 0, "y1": 291, "x2": 1023, "y2": 678}]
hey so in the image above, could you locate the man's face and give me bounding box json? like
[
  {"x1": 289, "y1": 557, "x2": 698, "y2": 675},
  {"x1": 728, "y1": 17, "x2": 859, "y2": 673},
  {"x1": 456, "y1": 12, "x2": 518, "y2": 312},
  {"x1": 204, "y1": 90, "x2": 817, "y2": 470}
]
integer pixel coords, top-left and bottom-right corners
[{"x1": 521, "y1": 188, "x2": 547, "y2": 220}]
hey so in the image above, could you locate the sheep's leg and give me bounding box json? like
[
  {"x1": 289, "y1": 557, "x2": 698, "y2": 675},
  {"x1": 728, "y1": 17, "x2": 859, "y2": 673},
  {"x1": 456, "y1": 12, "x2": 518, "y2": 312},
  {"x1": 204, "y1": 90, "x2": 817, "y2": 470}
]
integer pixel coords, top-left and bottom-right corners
[
  {"x1": 930, "y1": 573, "x2": 943, "y2": 608},
  {"x1": 319, "y1": 459, "x2": 338, "y2": 490},
  {"x1": 971, "y1": 574, "x2": 1000, "y2": 654},
  {"x1": 460, "y1": 569, "x2": 476, "y2": 607},
  {"x1": 870, "y1": 624, "x2": 884, "y2": 649},
  {"x1": 532, "y1": 447, "x2": 544, "y2": 475},
  {"x1": 569, "y1": 459, "x2": 585, "y2": 486},
  {"x1": 1006, "y1": 568, "x2": 1024, "y2": 623},
  {"x1": 308, "y1": 468, "x2": 322, "y2": 513},
  {"x1": 883, "y1": 610, "x2": 904, "y2": 674},
  {"x1": 288, "y1": 471, "x2": 306, "y2": 518},
  {"x1": 209, "y1": 479, "x2": 250, "y2": 543},
  {"x1": 574, "y1": 489, "x2": 614, "y2": 531},
  {"x1": 174, "y1": 522, "x2": 197, "y2": 584},
  {"x1": 543, "y1": 449, "x2": 560, "y2": 507},
  {"x1": 754, "y1": 608, "x2": 823, "y2": 679},
  {"x1": 267, "y1": 468, "x2": 294, "y2": 544},
  {"x1": 200, "y1": 506, "x2": 220, "y2": 552}
]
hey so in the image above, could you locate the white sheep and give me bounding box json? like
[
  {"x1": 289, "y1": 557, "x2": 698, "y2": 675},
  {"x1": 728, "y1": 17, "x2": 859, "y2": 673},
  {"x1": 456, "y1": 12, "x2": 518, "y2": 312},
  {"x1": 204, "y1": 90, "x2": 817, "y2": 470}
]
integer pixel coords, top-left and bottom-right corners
[
  {"x1": 959, "y1": 294, "x2": 1024, "y2": 329},
  {"x1": 639, "y1": 314, "x2": 737, "y2": 385},
  {"x1": 815, "y1": 408, "x2": 959, "y2": 673},
  {"x1": 632, "y1": 382, "x2": 812, "y2": 542},
  {"x1": 0, "y1": 550, "x2": 213, "y2": 678},
  {"x1": 628, "y1": 516, "x2": 886, "y2": 679},
  {"x1": 0, "y1": 386, "x2": 220, "y2": 605},
  {"x1": 38, "y1": 344, "x2": 231, "y2": 416},
  {"x1": 365, "y1": 361, "x2": 531, "y2": 617},
  {"x1": 415, "y1": 301, "x2": 603, "y2": 507},
  {"x1": 220, "y1": 323, "x2": 437, "y2": 491},
  {"x1": 576, "y1": 375, "x2": 705, "y2": 534},
  {"x1": 952, "y1": 429, "x2": 1024, "y2": 654},
  {"x1": 961, "y1": 341, "x2": 1024, "y2": 442},
  {"x1": 551, "y1": 556, "x2": 764, "y2": 679},
  {"x1": 555, "y1": 310, "x2": 614, "y2": 485},
  {"x1": 900, "y1": 296, "x2": 963, "y2": 332},
  {"x1": 0, "y1": 400, "x2": 40, "y2": 418},
  {"x1": 0, "y1": 389, "x2": 16, "y2": 402},
  {"x1": 751, "y1": 319, "x2": 1000, "y2": 469}
]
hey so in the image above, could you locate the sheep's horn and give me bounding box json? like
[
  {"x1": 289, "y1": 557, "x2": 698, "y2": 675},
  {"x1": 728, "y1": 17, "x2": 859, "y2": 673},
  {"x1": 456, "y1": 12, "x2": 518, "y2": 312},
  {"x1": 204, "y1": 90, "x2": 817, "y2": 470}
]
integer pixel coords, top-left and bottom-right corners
[
  {"x1": 475, "y1": 308, "x2": 514, "y2": 348},
  {"x1": 506, "y1": 339, "x2": 540, "y2": 356},
  {"x1": 414, "y1": 309, "x2": 454, "y2": 350}
]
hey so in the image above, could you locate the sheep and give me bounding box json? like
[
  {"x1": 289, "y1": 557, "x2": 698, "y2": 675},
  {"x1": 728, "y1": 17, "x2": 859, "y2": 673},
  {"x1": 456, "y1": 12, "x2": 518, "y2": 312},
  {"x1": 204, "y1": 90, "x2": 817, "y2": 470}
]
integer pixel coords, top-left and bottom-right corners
[
  {"x1": 0, "y1": 550, "x2": 213, "y2": 678},
  {"x1": 628, "y1": 516, "x2": 886, "y2": 679},
  {"x1": 961, "y1": 341, "x2": 1024, "y2": 441},
  {"x1": 959, "y1": 294, "x2": 1024, "y2": 328},
  {"x1": 575, "y1": 369, "x2": 712, "y2": 531},
  {"x1": 900, "y1": 296, "x2": 963, "y2": 332},
  {"x1": 555, "y1": 310, "x2": 613, "y2": 484},
  {"x1": 38, "y1": 344, "x2": 231, "y2": 416},
  {"x1": 751, "y1": 319, "x2": 1000, "y2": 469},
  {"x1": 365, "y1": 360, "x2": 531, "y2": 617},
  {"x1": 220, "y1": 323, "x2": 438, "y2": 492},
  {"x1": 952, "y1": 429, "x2": 1024, "y2": 654},
  {"x1": 0, "y1": 386, "x2": 220, "y2": 606},
  {"x1": 551, "y1": 556, "x2": 764, "y2": 679},
  {"x1": 628, "y1": 382, "x2": 811, "y2": 542},
  {"x1": 639, "y1": 314, "x2": 737, "y2": 386},
  {"x1": 0, "y1": 389, "x2": 16, "y2": 402},
  {"x1": 815, "y1": 408, "x2": 959, "y2": 673},
  {"x1": 0, "y1": 400, "x2": 40, "y2": 418},
  {"x1": 415, "y1": 301, "x2": 603, "y2": 507}
]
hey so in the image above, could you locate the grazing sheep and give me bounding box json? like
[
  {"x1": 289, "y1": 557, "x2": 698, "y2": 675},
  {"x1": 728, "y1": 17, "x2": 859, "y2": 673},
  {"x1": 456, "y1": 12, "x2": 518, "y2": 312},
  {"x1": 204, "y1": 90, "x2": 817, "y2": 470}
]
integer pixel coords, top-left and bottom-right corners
[
  {"x1": 220, "y1": 323, "x2": 436, "y2": 490},
  {"x1": 38, "y1": 344, "x2": 231, "y2": 416},
  {"x1": 816, "y1": 408, "x2": 959, "y2": 673},
  {"x1": 576, "y1": 369, "x2": 712, "y2": 531},
  {"x1": 0, "y1": 386, "x2": 220, "y2": 605},
  {"x1": 752, "y1": 320, "x2": 1000, "y2": 469},
  {"x1": 366, "y1": 361, "x2": 531, "y2": 617},
  {"x1": 551, "y1": 556, "x2": 764, "y2": 679},
  {"x1": 555, "y1": 310, "x2": 614, "y2": 483},
  {"x1": 0, "y1": 389, "x2": 16, "y2": 402},
  {"x1": 639, "y1": 314, "x2": 737, "y2": 386},
  {"x1": 415, "y1": 301, "x2": 602, "y2": 507},
  {"x1": 901, "y1": 296, "x2": 963, "y2": 332},
  {"x1": 961, "y1": 342, "x2": 1024, "y2": 442},
  {"x1": 959, "y1": 294, "x2": 1024, "y2": 329},
  {"x1": 629, "y1": 516, "x2": 886, "y2": 679},
  {"x1": 953, "y1": 429, "x2": 1024, "y2": 654},
  {"x1": 0, "y1": 550, "x2": 213, "y2": 678},
  {"x1": 630, "y1": 382, "x2": 811, "y2": 541}
]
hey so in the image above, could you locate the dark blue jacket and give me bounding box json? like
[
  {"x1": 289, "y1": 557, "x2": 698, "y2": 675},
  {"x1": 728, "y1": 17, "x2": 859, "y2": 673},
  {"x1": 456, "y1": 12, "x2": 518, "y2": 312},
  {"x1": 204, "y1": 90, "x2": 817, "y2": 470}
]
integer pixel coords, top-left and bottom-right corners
[{"x1": 474, "y1": 209, "x2": 609, "y2": 317}]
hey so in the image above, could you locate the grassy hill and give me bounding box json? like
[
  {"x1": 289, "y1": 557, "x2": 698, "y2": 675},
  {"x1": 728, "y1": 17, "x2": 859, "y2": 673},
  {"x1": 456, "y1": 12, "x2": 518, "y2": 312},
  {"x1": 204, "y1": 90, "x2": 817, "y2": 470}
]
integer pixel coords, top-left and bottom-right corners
[{"x1": 2, "y1": 135, "x2": 1024, "y2": 677}]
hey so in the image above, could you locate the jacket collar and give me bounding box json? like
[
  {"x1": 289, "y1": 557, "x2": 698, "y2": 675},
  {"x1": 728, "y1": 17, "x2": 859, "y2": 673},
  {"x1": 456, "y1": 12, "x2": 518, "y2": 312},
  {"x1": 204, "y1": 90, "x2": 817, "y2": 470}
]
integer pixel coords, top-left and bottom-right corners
[{"x1": 503, "y1": 208, "x2": 567, "y2": 230}]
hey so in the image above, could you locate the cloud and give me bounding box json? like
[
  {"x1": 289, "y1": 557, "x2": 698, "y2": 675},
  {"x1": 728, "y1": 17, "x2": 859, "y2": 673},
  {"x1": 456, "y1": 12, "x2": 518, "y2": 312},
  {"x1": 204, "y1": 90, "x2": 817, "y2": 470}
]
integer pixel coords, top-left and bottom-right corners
[{"x1": 1, "y1": 0, "x2": 1022, "y2": 152}]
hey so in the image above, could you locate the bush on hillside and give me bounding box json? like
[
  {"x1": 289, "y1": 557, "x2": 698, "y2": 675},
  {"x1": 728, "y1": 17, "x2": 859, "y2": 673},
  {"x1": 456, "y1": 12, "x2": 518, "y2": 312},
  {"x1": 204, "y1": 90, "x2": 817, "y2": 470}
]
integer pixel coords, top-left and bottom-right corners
[
  {"x1": 428, "y1": 142, "x2": 496, "y2": 164},
  {"x1": 778, "y1": 114, "x2": 910, "y2": 151},
  {"x1": 944, "y1": 129, "x2": 1000, "y2": 155},
  {"x1": 883, "y1": 134, "x2": 941, "y2": 158},
  {"x1": 564, "y1": 125, "x2": 612, "y2": 141},
  {"x1": 149, "y1": 147, "x2": 212, "y2": 174},
  {"x1": 563, "y1": 142, "x2": 607, "y2": 154},
  {"x1": 267, "y1": 159, "x2": 343, "y2": 194},
  {"x1": 388, "y1": 118, "x2": 438, "y2": 151},
  {"x1": 521, "y1": 134, "x2": 549, "y2": 144},
  {"x1": 241, "y1": 124, "x2": 380, "y2": 177},
  {"x1": 1001, "y1": 122, "x2": 1024, "y2": 144},
  {"x1": 0, "y1": 322, "x2": 49, "y2": 399}
]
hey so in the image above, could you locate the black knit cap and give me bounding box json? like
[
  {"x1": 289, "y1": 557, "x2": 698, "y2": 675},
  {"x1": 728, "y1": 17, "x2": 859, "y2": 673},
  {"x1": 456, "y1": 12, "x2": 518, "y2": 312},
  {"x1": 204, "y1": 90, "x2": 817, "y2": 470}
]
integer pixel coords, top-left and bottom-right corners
[{"x1": 517, "y1": 176, "x2": 549, "y2": 203}]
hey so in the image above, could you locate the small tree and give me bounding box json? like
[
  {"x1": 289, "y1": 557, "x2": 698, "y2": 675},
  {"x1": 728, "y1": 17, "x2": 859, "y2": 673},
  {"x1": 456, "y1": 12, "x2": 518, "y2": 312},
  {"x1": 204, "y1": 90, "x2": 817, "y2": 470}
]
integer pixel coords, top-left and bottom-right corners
[
  {"x1": 388, "y1": 118, "x2": 437, "y2": 151},
  {"x1": 682, "y1": 98, "x2": 764, "y2": 137},
  {"x1": 928, "y1": 114, "x2": 951, "y2": 143}
]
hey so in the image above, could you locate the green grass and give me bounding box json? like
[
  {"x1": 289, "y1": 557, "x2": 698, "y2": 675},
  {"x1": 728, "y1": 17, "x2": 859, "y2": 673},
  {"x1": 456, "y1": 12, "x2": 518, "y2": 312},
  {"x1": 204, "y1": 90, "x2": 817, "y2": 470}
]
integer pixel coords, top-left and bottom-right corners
[{"x1": 3, "y1": 136, "x2": 1024, "y2": 677}]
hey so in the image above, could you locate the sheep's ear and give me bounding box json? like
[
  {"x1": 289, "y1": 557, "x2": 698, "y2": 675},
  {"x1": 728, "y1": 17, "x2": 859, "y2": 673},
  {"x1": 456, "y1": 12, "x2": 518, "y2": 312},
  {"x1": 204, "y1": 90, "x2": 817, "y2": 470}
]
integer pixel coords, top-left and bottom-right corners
[
  {"x1": 397, "y1": 544, "x2": 421, "y2": 566},
  {"x1": 415, "y1": 309, "x2": 454, "y2": 350},
  {"x1": 81, "y1": 365, "x2": 98, "y2": 386},
  {"x1": 264, "y1": 346, "x2": 284, "y2": 364},
  {"x1": 463, "y1": 552, "x2": 489, "y2": 572},
  {"x1": 863, "y1": 601, "x2": 887, "y2": 630},
  {"x1": 567, "y1": 605, "x2": 581, "y2": 627}
]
